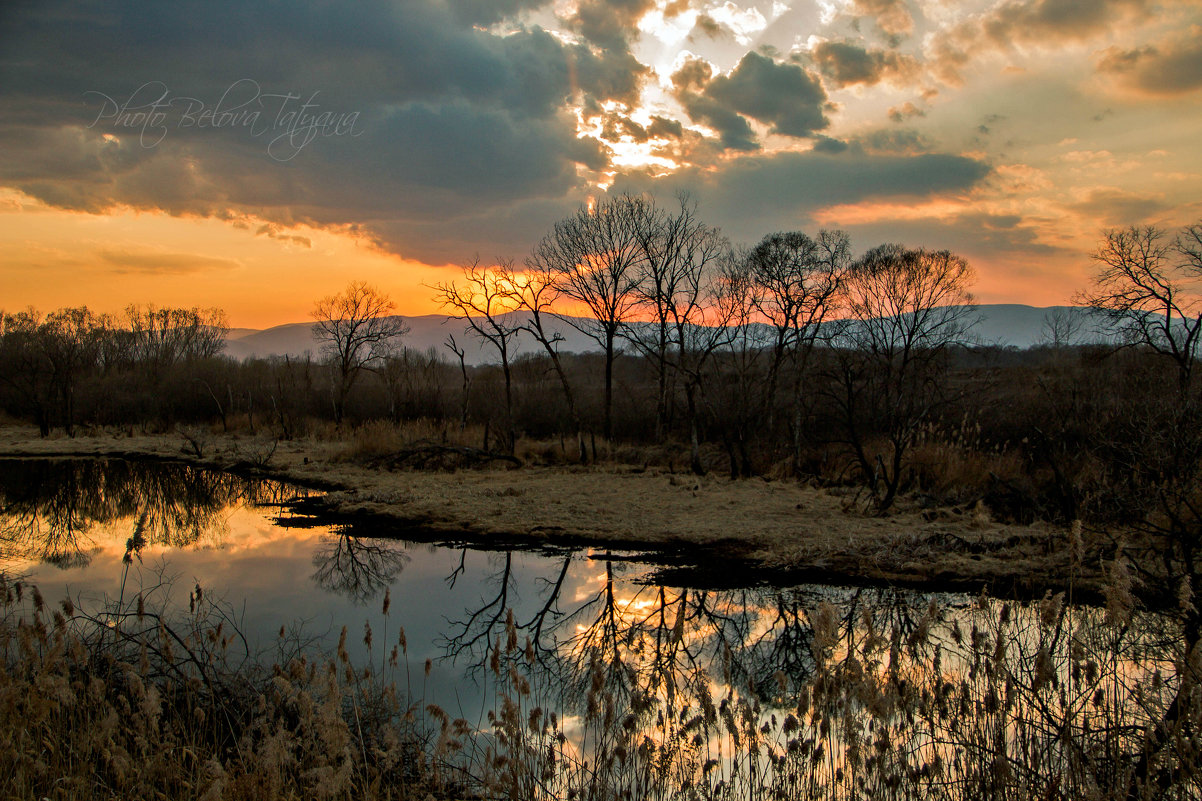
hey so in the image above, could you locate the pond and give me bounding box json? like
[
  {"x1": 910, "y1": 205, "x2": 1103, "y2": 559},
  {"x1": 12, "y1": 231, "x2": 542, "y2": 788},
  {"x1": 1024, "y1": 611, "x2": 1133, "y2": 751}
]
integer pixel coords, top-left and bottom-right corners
[{"x1": 0, "y1": 457, "x2": 1190, "y2": 800}]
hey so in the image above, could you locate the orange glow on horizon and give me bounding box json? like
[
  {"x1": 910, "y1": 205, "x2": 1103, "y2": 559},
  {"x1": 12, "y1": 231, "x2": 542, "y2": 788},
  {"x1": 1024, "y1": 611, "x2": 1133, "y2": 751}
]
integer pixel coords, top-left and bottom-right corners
[{"x1": 0, "y1": 190, "x2": 457, "y2": 329}]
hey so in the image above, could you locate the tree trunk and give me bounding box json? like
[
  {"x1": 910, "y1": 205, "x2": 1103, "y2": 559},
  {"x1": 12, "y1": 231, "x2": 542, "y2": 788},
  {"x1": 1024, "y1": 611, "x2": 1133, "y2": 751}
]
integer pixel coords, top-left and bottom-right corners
[{"x1": 604, "y1": 328, "x2": 615, "y2": 441}]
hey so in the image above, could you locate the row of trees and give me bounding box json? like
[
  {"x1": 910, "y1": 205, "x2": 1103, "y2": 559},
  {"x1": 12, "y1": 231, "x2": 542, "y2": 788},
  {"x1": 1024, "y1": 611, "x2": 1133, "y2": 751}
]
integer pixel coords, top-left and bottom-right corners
[
  {"x1": 1, "y1": 202, "x2": 1199, "y2": 521},
  {"x1": 0, "y1": 305, "x2": 227, "y2": 436},
  {"x1": 434, "y1": 194, "x2": 976, "y2": 499}
]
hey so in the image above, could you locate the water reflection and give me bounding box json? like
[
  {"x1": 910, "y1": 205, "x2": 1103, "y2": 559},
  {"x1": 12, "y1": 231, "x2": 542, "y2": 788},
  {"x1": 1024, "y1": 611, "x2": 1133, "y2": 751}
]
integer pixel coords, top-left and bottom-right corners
[
  {"x1": 312, "y1": 532, "x2": 411, "y2": 603},
  {"x1": 2, "y1": 457, "x2": 1188, "y2": 799},
  {"x1": 0, "y1": 458, "x2": 306, "y2": 570}
]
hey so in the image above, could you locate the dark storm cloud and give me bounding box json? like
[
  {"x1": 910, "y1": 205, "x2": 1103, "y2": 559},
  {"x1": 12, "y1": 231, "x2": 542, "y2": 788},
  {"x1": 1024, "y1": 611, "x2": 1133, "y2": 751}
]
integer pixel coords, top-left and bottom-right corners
[
  {"x1": 929, "y1": 0, "x2": 1150, "y2": 83},
  {"x1": 671, "y1": 52, "x2": 829, "y2": 149},
  {"x1": 811, "y1": 41, "x2": 920, "y2": 88},
  {"x1": 611, "y1": 148, "x2": 990, "y2": 242},
  {"x1": 0, "y1": 0, "x2": 648, "y2": 263},
  {"x1": 1097, "y1": 31, "x2": 1202, "y2": 95}
]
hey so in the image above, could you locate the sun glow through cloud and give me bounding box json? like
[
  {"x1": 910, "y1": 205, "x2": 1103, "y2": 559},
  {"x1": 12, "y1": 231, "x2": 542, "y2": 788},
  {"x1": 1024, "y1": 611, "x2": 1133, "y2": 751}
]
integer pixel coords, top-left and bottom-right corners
[{"x1": 0, "y1": 0, "x2": 1198, "y2": 325}]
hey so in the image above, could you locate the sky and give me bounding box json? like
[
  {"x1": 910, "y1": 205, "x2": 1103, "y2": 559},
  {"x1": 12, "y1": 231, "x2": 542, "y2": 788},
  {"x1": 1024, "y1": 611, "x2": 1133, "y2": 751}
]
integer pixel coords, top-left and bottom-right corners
[{"x1": 0, "y1": 0, "x2": 1199, "y2": 328}]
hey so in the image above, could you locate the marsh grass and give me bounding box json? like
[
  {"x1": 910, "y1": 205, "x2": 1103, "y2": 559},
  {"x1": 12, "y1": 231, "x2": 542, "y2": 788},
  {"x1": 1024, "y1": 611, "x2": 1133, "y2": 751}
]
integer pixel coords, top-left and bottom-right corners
[
  {"x1": 466, "y1": 584, "x2": 1201, "y2": 801},
  {"x1": 0, "y1": 574, "x2": 467, "y2": 800},
  {"x1": 3, "y1": 562, "x2": 1200, "y2": 800}
]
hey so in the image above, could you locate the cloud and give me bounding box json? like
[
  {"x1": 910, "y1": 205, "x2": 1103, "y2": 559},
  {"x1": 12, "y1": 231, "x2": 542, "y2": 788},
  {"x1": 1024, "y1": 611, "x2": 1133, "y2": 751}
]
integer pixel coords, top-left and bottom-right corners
[
  {"x1": 565, "y1": 0, "x2": 657, "y2": 51},
  {"x1": 611, "y1": 148, "x2": 991, "y2": 242},
  {"x1": 1067, "y1": 187, "x2": 1171, "y2": 224},
  {"x1": 256, "y1": 224, "x2": 312, "y2": 248},
  {"x1": 1097, "y1": 27, "x2": 1202, "y2": 95},
  {"x1": 695, "y1": 2, "x2": 769, "y2": 45},
  {"x1": 811, "y1": 41, "x2": 921, "y2": 88},
  {"x1": 888, "y1": 102, "x2": 926, "y2": 122},
  {"x1": 854, "y1": 128, "x2": 934, "y2": 155},
  {"x1": 852, "y1": 0, "x2": 914, "y2": 37},
  {"x1": 672, "y1": 52, "x2": 829, "y2": 148},
  {"x1": 0, "y1": 0, "x2": 640, "y2": 264},
  {"x1": 445, "y1": 0, "x2": 550, "y2": 26},
  {"x1": 97, "y1": 248, "x2": 242, "y2": 275},
  {"x1": 928, "y1": 0, "x2": 1151, "y2": 84},
  {"x1": 647, "y1": 116, "x2": 685, "y2": 139}
]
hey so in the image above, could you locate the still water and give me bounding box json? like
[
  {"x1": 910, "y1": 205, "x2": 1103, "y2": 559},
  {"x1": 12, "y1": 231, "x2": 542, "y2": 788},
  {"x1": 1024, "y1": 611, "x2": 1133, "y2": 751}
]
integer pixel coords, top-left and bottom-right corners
[
  {"x1": 0, "y1": 457, "x2": 957, "y2": 713},
  {"x1": 2, "y1": 457, "x2": 1177, "y2": 799}
]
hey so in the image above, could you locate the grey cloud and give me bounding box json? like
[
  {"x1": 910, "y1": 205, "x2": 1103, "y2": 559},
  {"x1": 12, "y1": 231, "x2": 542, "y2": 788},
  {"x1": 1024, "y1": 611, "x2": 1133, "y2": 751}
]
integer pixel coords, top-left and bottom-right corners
[
  {"x1": 838, "y1": 214, "x2": 1062, "y2": 260},
  {"x1": 707, "y1": 53, "x2": 829, "y2": 137},
  {"x1": 811, "y1": 41, "x2": 920, "y2": 88},
  {"x1": 856, "y1": 128, "x2": 934, "y2": 155},
  {"x1": 610, "y1": 149, "x2": 990, "y2": 242},
  {"x1": 0, "y1": 0, "x2": 638, "y2": 264},
  {"x1": 692, "y1": 14, "x2": 725, "y2": 39},
  {"x1": 1097, "y1": 31, "x2": 1202, "y2": 95},
  {"x1": 647, "y1": 116, "x2": 685, "y2": 139},
  {"x1": 888, "y1": 102, "x2": 925, "y2": 122},
  {"x1": 672, "y1": 52, "x2": 828, "y2": 148},
  {"x1": 566, "y1": 0, "x2": 656, "y2": 52},
  {"x1": 256, "y1": 224, "x2": 312, "y2": 248},
  {"x1": 1067, "y1": 187, "x2": 1171, "y2": 225},
  {"x1": 445, "y1": 0, "x2": 550, "y2": 26}
]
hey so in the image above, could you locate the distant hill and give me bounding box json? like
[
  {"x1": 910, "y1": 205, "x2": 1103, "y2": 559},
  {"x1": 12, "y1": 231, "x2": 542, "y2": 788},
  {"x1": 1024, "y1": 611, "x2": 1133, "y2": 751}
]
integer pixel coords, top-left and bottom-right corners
[
  {"x1": 223, "y1": 312, "x2": 599, "y2": 364},
  {"x1": 222, "y1": 304, "x2": 1106, "y2": 364},
  {"x1": 968, "y1": 304, "x2": 1100, "y2": 349}
]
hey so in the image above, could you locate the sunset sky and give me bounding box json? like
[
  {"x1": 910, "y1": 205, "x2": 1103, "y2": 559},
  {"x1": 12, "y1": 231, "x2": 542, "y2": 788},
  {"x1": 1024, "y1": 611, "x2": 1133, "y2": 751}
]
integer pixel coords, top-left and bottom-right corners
[{"x1": 1, "y1": 0, "x2": 1199, "y2": 328}]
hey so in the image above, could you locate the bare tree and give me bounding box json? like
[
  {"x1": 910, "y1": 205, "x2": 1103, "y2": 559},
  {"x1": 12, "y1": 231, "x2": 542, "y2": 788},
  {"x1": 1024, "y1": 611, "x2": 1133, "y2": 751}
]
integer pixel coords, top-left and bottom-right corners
[
  {"x1": 630, "y1": 195, "x2": 732, "y2": 473},
  {"x1": 125, "y1": 305, "x2": 228, "y2": 367},
  {"x1": 833, "y1": 245, "x2": 977, "y2": 511},
  {"x1": 529, "y1": 194, "x2": 646, "y2": 439},
  {"x1": 503, "y1": 262, "x2": 588, "y2": 462},
  {"x1": 627, "y1": 192, "x2": 729, "y2": 447},
  {"x1": 746, "y1": 230, "x2": 849, "y2": 473},
  {"x1": 0, "y1": 310, "x2": 54, "y2": 436},
  {"x1": 1037, "y1": 307, "x2": 1086, "y2": 349},
  {"x1": 434, "y1": 260, "x2": 522, "y2": 454},
  {"x1": 1077, "y1": 222, "x2": 1202, "y2": 391},
  {"x1": 444, "y1": 334, "x2": 472, "y2": 431},
  {"x1": 38, "y1": 307, "x2": 111, "y2": 436},
  {"x1": 311, "y1": 281, "x2": 407, "y2": 423}
]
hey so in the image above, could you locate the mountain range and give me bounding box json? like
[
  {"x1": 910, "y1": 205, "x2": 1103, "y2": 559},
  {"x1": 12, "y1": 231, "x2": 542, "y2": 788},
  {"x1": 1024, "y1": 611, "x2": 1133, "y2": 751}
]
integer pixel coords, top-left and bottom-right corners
[{"x1": 222, "y1": 304, "x2": 1104, "y2": 365}]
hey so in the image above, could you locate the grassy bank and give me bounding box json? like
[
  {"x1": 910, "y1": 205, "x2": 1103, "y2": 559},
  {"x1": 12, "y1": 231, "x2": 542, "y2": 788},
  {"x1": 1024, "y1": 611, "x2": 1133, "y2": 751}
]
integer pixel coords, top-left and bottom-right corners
[{"x1": 0, "y1": 422, "x2": 1088, "y2": 598}]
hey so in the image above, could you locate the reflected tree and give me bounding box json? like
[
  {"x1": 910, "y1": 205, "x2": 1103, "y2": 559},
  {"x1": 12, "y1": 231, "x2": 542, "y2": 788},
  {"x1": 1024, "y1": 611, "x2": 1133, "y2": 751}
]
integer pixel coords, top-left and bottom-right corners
[{"x1": 311, "y1": 532, "x2": 410, "y2": 605}]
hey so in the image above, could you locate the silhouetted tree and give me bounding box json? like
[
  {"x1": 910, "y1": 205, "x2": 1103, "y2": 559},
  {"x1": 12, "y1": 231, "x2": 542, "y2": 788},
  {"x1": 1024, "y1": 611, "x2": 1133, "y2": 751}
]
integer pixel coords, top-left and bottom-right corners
[
  {"x1": 505, "y1": 261, "x2": 587, "y2": 461},
  {"x1": 435, "y1": 260, "x2": 522, "y2": 453},
  {"x1": 1078, "y1": 222, "x2": 1202, "y2": 391},
  {"x1": 529, "y1": 195, "x2": 646, "y2": 439},
  {"x1": 746, "y1": 229, "x2": 850, "y2": 473},
  {"x1": 311, "y1": 282, "x2": 407, "y2": 423},
  {"x1": 832, "y1": 245, "x2": 977, "y2": 511}
]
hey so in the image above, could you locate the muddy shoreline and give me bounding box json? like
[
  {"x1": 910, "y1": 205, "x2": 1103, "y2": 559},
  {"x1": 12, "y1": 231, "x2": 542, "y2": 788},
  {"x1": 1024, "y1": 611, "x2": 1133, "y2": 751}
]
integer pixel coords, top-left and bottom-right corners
[{"x1": 0, "y1": 426, "x2": 1098, "y2": 601}]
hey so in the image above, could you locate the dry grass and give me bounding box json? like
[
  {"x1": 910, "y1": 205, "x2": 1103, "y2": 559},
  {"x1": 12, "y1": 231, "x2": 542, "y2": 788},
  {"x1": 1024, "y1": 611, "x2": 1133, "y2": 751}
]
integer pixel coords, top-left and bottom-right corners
[
  {"x1": 4, "y1": 567, "x2": 1197, "y2": 800},
  {"x1": 0, "y1": 575, "x2": 468, "y2": 801}
]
